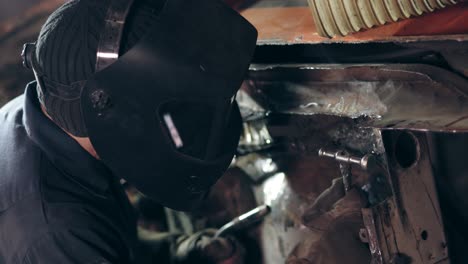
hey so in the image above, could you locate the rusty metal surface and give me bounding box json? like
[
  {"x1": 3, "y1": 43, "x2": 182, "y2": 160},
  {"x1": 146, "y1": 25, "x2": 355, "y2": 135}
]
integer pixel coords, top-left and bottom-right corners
[
  {"x1": 254, "y1": 172, "x2": 314, "y2": 263},
  {"x1": 238, "y1": 62, "x2": 462, "y2": 263},
  {"x1": 235, "y1": 114, "x2": 383, "y2": 263},
  {"x1": 248, "y1": 165, "x2": 370, "y2": 264},
  {"x1": 380, "y1": 131, "x2": 448, "y2": 263},
  {"x1": 240, "y1": 0, "x2": 468, "y2": 45},
  {"x1": 308, "y1": 0, "x2": 460, "y2": 38},
  {"x1": 244, "y1": 63, "x2": 468, "y2": 132},
  {"x1": 362, "y1": 208, "x2": 384, "y2": 264}
]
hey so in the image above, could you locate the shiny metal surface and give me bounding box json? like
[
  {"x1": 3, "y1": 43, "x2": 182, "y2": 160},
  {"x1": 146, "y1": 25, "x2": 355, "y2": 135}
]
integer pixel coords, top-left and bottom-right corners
[
  {"x1": 237, "y1": 91, "x2": 274, "y2": 153},
  {"x1": 234, "y1": 61, "x2": 466, "y2": 263},
  {"x1": 235, "y1": 153, "x2": 280, "y2": 182},
  {"x1": 238, "y1": 120, "x2": 274, "y2": 154},
  {"x1": 244, "y1": 63, "x2": 468, "y2": 132},
  {"x1": 254, "y1": 172, "x2": 317, "y2": 263},
  {"x1": 215, "y1": 205, "x2": 271, "y2": 238},
  {"x1": 378, "y1": 131, "x2": 448, "y2": 263},
  {"x1": 318, "y1": 148, "x2": 376, "y2": 171},
  {"x1": 362, "y1": 208, "x2": 384, "y2": 264},
  {"x1": 95, "y1": 0, "x2": 135, "y2": 71}
]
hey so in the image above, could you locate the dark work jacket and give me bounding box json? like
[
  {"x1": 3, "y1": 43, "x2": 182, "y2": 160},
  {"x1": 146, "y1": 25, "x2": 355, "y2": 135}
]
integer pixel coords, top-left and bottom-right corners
[{"x1": 0, "y1": 83, "x2": 140, "y2": 263}]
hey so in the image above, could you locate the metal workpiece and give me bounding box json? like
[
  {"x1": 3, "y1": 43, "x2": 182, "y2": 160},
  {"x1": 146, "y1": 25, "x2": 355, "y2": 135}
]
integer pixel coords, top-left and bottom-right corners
[
  {"x1": 238, "y1": 119, "x2": 274, "y2": 154},
  {"x1": 245, "y1": 63, "x2": 468, "y2": 132},
  {"x1": 245, "y1": 152, "x2": 372, "y2": 263},
  {"x1": 318, "y1": 148, "x2": 357, "y2": 192},
  {"x1": 235, "y1": 153, "x2": 280, "y2": 182},
  {"x1": 237, "y1": 90, "x2": 275, "y2": 154},
  {"x1": 95, "y1": 0, "x2": 135, "y2": 71},
  {"x1": 318, "y1": 148, "x2": 386, "y2": 195},
  {"x1": 254, "y1": 172, "x2": 315, "y2": 264},
  {"x1": 237, "y1": 89, "x2": 269, "y2": 122},
  {"x1": 318, "y1": 148, "x2": 377, "y2": 171},
  {"x1": 237, "y1": 60, "x2": 466, "y2": 262},
  {"x1": 215, "y1": 205, "x2": 271, "y2": 238},
  {"x1": 307, "y1": 0, "x2": 460, "y2": 38},
  {"x1": 361, "y1": 208, "x2": 384, "y2": 264},
  {"x1": 339, "y1": 162, "x2": 353, "y2": 193},
  {"x1": 367, "y1": 131, "x2": 449, "y2": 264}
]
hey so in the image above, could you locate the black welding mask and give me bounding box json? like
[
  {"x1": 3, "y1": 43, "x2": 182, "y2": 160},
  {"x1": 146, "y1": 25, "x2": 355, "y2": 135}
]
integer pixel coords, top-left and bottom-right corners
[{"x1": 23, "y1": 0, "x2": 257, "y2": 211}]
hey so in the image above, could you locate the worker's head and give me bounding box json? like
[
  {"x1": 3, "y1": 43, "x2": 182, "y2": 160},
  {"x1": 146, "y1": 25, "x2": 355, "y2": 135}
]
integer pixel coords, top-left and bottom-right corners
[
  {"x1": 24, "y1": 0, "x2": 257, "y2": 211},
  {"x1": 33, "y1": 0, "x2": 161, "y2": 160}
]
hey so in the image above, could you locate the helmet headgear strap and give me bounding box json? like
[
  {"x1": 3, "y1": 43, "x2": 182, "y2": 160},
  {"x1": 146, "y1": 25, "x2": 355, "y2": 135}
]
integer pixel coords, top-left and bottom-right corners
[{"x1": 21, "y1": 0, "x2": 135, "y2": 135}]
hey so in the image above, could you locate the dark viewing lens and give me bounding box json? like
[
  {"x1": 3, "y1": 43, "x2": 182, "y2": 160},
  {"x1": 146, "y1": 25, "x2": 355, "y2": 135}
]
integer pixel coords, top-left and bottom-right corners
[{"x1": 160, "y1": 101, "x2": 215, "y2": 160}]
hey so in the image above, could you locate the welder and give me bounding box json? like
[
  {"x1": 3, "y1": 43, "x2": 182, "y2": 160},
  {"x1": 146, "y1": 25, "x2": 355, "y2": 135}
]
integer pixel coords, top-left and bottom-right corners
[{"x1": 0, "y1": 0, "x2": 257, "y2": 263}]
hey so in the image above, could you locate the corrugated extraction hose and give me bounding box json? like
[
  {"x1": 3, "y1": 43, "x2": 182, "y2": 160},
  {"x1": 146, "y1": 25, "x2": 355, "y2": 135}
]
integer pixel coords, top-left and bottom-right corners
[{"x1": 308, "y1": 0, "x2": 459, "y2": 38}]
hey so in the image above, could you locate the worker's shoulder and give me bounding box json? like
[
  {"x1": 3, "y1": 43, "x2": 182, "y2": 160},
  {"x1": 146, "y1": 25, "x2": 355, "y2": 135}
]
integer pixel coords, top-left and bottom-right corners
[
  {"x1": 0, "y1": 95, "x2": 129, "y2": 264},
  {"x1": 0, "y1": 93, "x2": 25, "y2": 122},
  {"x1": 0, "y1": 93, "x2": 42, "y2": 210},
  {"x1": 0, "y1": 95, "x2": 47, "y2": 262},
  {"x1": 0, "y1": 93, "x2": 42, "y2": 205}
]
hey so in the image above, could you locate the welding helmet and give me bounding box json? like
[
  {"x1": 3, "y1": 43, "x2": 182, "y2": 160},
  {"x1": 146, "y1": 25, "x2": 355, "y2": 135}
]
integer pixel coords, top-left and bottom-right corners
[{"x1": 22, "y1": 0, "x2": 257, "y2": 211}]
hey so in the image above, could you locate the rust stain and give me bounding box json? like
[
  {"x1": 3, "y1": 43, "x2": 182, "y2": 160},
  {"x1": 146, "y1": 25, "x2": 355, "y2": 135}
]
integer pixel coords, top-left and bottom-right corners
[{"x1": 241, "y1": 3, "x2": 468, "y2": 44}]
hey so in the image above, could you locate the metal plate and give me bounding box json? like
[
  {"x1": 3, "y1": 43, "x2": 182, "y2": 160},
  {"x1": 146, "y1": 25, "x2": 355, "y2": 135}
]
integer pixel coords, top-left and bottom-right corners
[{"x1": 244, "y1": 63, "x2": 468, "y2": 132}]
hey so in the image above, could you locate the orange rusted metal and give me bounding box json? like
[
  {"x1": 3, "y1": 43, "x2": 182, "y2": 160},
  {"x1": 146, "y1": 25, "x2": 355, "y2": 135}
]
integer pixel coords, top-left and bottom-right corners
[{"x1": 240, "y1": 1, "x2": 468, "y2": 44}]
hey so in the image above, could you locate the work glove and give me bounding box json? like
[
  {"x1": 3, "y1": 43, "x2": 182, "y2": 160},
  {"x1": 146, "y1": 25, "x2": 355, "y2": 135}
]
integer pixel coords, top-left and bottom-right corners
[{"x1": 172, "y1": 229, "x2": 245, "y2": 264}]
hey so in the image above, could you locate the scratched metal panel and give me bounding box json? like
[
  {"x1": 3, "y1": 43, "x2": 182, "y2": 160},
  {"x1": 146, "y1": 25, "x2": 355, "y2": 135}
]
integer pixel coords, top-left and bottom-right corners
[
  {"x1": 376, "y1": 132, "x2": 449, "y2": 263},
  {"x1": 244, "y1": 63, "x2": 468, "y2": 132}
]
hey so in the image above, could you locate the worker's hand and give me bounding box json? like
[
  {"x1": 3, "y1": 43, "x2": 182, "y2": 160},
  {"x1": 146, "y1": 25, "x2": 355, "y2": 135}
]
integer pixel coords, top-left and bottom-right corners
[{"x1": 173, "y1": 229, "x2": 245, "y2": 264}]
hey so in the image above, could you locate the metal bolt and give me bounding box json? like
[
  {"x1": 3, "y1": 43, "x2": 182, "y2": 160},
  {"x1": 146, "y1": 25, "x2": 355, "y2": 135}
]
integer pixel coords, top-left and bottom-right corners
[
  {"x1": 90, "y1": 90, "x2": 112, "y2": 113},
  {"x1": 359, "y1": 228, "x2": 369, "y2": 243},
  {"x1": 318, "y1": 148, "x2": 376, "y2": 171},
  {"x1": 319, "y1": 148, "x2": 380, "y2": 192}
]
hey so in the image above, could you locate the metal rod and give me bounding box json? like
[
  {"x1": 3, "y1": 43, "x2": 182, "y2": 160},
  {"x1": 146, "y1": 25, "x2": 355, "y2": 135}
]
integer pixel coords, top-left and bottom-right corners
[
  {"x1": 215, "y1": 205, "x2": 271, "y2": 238},
  {"x1": 318, "y1": 148, "x2": 374, "y2": 170}
]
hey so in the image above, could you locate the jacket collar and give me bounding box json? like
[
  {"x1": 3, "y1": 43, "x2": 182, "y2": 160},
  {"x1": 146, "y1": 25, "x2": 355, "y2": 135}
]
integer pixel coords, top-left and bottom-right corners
[{"x1": 23, "y1": 82, "x2": 112, "y2": 193}]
